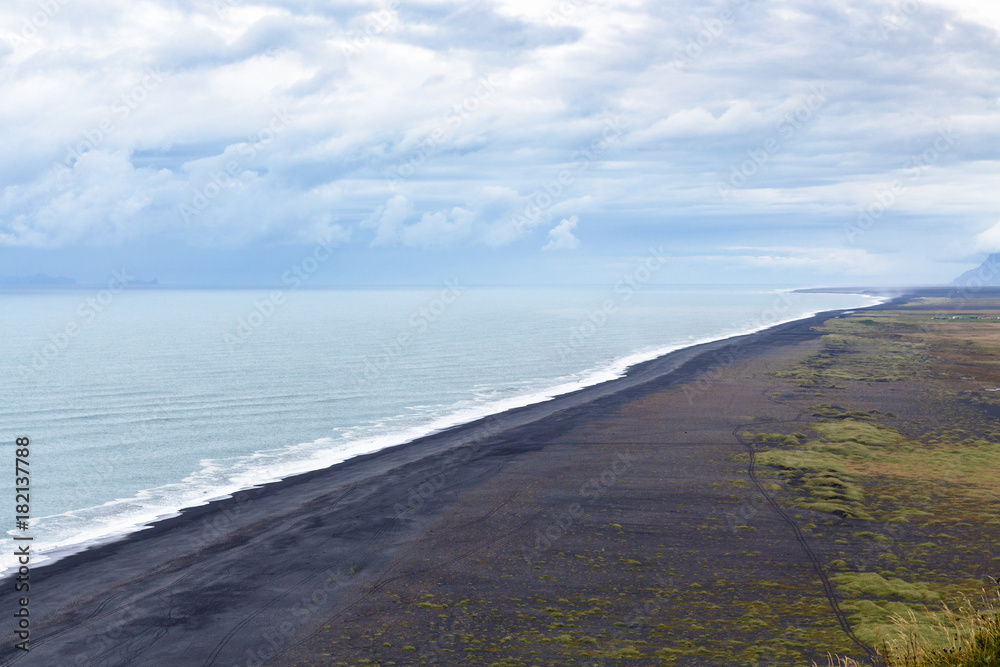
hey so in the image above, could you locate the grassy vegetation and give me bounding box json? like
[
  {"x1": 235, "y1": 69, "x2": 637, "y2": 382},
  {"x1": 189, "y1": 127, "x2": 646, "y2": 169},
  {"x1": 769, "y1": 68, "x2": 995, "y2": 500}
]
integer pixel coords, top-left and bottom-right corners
[
  {"x1": 818, "y1": 590, "x2": 1000, "y2": 667},
  {"x1": 769, "y1": 311, "x2": 939, "y2": 386},
  {"x1": 773, "y1": 333, "x2": 930, "y2": 385},
  {"x1": 748, "y1": 407, "x2": 1000, "y2": 649},
  {"x1": 303, "y1": 304, "x2": 1000, "y2": 667},
  {"x1": 754, "y1": 305, "x2": 1000, "y2": 664},
  {"x1": 749, "y1": 416, "x2": 912, "y2": 522}
]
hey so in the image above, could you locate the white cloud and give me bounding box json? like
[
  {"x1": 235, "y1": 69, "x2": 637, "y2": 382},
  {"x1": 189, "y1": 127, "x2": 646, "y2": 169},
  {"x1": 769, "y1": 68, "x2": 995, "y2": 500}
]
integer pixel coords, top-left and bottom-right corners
[
  {"x1": 362, "y1": 194, "x2": 412, "y2": 246},
  {"x1": 627, "y1": 102, "x2": 765, "y2": 143},
  {"x1": 0, "y1": 150, "x2": 174, "y2": 247},
  {"x1": 363, "y1": 186, "x2": 541, "y2": 248},
  {"x1": 925, "y1": 0, "x2": 1000, "y2": 33},
  {"x1": 542, "y1": 216, "x2": 580, "y2": 251},
  {"x1": 399, "y1": 210, "x2": 473, "y2": 248},
  {"x1": 688, "y1": 246, "x2": 893, "y2": 276},
  {"x1": 0, "y1": 0, "x2": 998, "y2": 289},
  {"x1": 974, "y1": 221, "x2": 1000, "y2": 253}
]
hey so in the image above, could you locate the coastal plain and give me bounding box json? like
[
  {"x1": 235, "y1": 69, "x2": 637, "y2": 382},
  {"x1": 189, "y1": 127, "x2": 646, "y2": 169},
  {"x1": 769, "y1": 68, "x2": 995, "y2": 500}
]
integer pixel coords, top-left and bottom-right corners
[{"x1": 2, "y1": 294, "x2": 999, "y2": 666}]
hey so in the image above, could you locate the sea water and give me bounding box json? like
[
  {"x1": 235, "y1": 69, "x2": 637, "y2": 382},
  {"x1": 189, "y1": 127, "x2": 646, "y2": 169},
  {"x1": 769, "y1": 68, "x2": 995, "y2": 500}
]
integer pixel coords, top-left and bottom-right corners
[{"x1": 0, "y1": 286, "x2": 881, "y2": 575}]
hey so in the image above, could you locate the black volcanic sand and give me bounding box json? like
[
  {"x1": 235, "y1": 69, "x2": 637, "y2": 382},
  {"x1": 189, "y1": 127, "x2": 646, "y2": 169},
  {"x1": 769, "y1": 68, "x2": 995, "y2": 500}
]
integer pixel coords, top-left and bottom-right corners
[{"x1": 0, "y1": 301, "x2": 918, "y2": 667}]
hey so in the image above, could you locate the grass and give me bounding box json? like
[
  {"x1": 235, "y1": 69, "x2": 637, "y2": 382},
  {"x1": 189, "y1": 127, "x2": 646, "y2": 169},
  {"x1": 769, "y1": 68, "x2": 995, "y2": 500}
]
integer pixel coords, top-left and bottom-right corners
[
  {"x1": 772, "y1": 331, "x2": 930, "y2": 385},
  {"x1": 308, "y1": 305, "x2": 1000, "y2": 667},
  {"x1": 830, "y1": 572, "x2": 939, "y2": 603},
  {"x1": 750, "y1": 428, "x2": 874, "y2": 521},
  {"x1": 751, "y1": 308, "x2": 1000, "y2": 664},
  {"x1": 812, "y1": 420, "x2": 904, "y2": 448},
  {"x1": 817, "y1": 590, "x2": 1000, "y2": 666},
  {"x1": 754, "y1": 306, "x2": 1000, "y2": 665}
]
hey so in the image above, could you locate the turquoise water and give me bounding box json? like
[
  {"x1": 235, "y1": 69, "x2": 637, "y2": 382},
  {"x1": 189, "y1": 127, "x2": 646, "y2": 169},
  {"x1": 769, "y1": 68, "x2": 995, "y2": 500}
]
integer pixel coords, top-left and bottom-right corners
[{"x1": 0, "y1": 286, "x2": 879, "y2": 574}]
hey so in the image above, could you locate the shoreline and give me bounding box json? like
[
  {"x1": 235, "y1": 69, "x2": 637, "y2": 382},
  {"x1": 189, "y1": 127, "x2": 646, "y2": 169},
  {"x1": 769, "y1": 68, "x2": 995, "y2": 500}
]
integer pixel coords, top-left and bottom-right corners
[
  {"x1": 1, "y1": 290, "x2": 886, "y2": 580},
  {"x1": 0, "y1": 292, "x2": 907, "y2": 666}
]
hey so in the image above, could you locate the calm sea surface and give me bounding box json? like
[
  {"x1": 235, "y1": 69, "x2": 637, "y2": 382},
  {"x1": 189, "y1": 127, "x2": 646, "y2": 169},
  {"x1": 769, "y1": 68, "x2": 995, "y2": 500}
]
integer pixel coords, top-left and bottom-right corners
[{"x1": 0, "y1": 286, "x2": 880, "y2": 574}]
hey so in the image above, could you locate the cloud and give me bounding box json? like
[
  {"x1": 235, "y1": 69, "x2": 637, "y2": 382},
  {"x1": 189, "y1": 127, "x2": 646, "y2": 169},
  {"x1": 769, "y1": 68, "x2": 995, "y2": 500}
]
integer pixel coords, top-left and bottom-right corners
[
  {"x1": 974, "y1": 221, "x2": 1000, "y2": 253},
  {"x1": 399, "y1": 209, "x2": 473, "y2": 248},
  {"x1": 715, "y1": 246, "x2": 893, "y2": 276},
  {"x1": 627, "y1": 102, "x2": 766, "y2": 144},
  {"x1": 1, "y1": 0, "x2": 999, "y2": 287},
  {"x1": 362, "y1": 194, "x2": 413, "y2": 246},
  {"x1": 542, "y1": 216, "x2": 580, "y2": 251},
  {"x1": 363, "y1": 186, "x2": 537, "y2": 248},
  {"x1": 0, "y1": 150, "x2": 174, "y2": 247}
]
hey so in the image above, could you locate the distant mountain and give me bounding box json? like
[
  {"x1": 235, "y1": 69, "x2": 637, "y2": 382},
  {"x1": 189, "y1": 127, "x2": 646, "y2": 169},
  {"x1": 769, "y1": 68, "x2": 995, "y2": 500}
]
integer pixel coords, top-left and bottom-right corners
[
  {"x1": 0, "y1": 273, "x2": 76, "y2": 286},
  {"x1": 954, "y1": 254, "x2": 1000, "y2": 286}
]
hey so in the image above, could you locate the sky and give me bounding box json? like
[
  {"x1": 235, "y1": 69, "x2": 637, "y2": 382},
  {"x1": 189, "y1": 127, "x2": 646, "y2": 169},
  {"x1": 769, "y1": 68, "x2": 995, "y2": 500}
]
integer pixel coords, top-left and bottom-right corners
[{"x1": 1, "y1": 0, "x2": 999, "y2": 287}]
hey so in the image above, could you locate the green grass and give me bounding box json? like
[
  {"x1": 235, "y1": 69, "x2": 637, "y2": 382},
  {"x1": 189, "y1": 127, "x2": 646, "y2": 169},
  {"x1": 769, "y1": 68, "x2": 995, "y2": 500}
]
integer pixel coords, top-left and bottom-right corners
[
  {"x1": 818, "y1": 591, "x2": 1000, "y2": 667},
  {"x1": 755, "y1": 447, "x2": 854, "y2": 476},
  {"x1": 811, "y1": 420, "x2": 904, "y2": 448},
  {"x1": 773, "y1": 335, "x2": 928, "y2": 385},
  {"x1": 830, "y1": 573, "x2": 939, "y2": 603},
  {"x1": 770, "y1": 308, "x2": 1000, "y2": 666},
  {"x1": 750, "y1": 432, "x2": 872, "y2": 520}
]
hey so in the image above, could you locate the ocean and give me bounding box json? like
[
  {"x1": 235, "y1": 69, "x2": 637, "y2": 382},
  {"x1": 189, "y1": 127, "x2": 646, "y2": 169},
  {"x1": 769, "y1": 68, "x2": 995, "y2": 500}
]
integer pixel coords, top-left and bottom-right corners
[{"x1": 0, "y1": 285, "x2": 880, "y2": 575}]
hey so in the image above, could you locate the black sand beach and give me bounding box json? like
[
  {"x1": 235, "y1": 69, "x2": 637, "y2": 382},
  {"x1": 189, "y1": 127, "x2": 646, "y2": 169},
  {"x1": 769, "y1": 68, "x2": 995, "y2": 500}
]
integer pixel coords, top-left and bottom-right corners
[{"x1": 0, "y1": 294, "x2": 950, "y2": 666}]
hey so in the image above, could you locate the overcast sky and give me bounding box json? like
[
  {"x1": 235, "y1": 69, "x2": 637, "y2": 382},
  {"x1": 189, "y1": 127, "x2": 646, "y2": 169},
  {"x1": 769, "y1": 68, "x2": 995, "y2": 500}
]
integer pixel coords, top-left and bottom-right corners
[{"x1": 1, "y1": 0, "x2": 998, "y2": 286}]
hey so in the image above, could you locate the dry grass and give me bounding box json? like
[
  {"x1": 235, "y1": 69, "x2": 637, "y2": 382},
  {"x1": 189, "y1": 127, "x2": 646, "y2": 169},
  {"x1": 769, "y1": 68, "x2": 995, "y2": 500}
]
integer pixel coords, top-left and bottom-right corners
[{"x1": 816, "y1": 589, "x2": 1000, "y2": 667}]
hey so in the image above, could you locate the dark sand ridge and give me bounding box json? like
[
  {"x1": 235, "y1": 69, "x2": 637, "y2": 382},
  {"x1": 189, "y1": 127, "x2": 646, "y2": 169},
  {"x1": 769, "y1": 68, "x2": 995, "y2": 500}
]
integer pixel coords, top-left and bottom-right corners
[{"x1": 0, "y1": 297, "x2": 907, "y2": 667}]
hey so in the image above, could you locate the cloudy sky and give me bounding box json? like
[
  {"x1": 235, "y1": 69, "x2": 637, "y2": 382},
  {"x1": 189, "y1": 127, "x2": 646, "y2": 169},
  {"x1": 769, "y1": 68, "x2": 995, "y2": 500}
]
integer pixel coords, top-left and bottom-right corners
[{"x1": 1, "y1": 0, "x2": 998, "y2": 286}]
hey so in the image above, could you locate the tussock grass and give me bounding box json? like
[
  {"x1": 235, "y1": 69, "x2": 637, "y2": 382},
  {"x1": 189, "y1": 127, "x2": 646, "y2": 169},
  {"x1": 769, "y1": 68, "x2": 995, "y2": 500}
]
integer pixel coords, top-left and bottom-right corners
[
  {"x1": 773, "y1": 316, "x2": 935, "y2": 386},
  {"x1": 831, "y1": 573, "x2": 939, "y2": 603},
  {"x1": 751, "y1": 429, "x2": 873, "y2": 520},
  {"x1": 812, "y1": 420, "x2": 904, "y2": 448},
  {"x1": 817, "y1": 590, "x2": 1000, "y2": 667}
]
